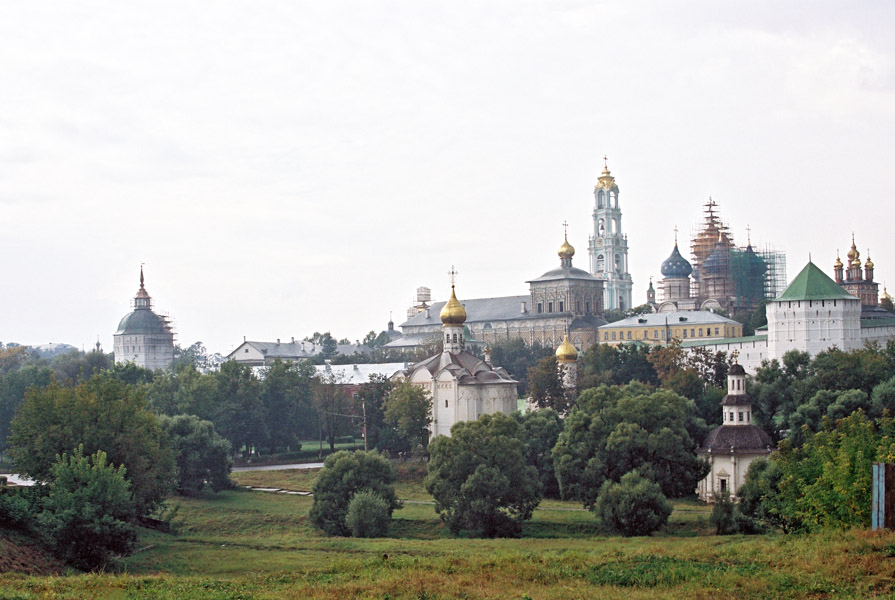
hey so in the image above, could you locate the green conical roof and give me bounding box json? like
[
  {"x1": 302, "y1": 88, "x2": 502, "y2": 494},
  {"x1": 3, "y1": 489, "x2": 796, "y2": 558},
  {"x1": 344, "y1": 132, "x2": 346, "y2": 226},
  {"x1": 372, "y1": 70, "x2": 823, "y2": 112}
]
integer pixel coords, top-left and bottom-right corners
[{"x1": 776, "y1": 261, "x2": 856, "y2": 301}]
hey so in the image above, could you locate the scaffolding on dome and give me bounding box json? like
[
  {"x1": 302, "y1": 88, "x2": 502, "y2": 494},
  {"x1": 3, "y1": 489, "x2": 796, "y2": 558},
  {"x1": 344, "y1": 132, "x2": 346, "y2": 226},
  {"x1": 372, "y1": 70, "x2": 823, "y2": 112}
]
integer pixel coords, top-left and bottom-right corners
[
  {"x1": 690, "y1": 197, "x2": 733, "y2": 299},
  {"x1": 687, "y1": 198, "x2": 787, "y2": 311}
]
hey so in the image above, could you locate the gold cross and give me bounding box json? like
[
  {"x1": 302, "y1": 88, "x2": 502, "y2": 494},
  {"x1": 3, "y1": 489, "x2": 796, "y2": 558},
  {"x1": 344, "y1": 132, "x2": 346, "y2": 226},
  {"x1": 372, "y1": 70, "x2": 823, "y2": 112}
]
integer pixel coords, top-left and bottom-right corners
[
  {"x1": 562, "y1": 220, "x2": 568, "y2": 236},
  {"x1": 673, "y1": 225, "x2": 678, "y2": 243},
  {"x1": 448, "y1": 265, "x2": 458, "y2": 287}
]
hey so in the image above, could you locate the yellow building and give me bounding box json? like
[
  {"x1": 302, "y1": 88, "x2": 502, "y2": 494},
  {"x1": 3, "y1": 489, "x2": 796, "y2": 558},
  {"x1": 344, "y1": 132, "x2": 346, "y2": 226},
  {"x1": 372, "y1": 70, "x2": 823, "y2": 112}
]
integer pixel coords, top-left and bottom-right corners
[{"x1": 598, "y1": 310, "x2": 742, "y2": 346}]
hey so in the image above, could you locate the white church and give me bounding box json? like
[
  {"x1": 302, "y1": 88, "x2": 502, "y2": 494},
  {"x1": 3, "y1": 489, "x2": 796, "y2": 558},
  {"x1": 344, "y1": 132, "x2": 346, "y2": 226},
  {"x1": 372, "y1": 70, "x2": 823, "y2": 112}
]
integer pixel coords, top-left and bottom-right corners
[{"x1": 399, "y1": 278, "x2": 519, "y2": 439}]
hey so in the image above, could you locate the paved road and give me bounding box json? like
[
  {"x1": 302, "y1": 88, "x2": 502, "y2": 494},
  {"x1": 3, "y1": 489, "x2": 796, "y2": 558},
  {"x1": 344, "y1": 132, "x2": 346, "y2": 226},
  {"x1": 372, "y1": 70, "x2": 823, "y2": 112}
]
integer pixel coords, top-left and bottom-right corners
[{"x1": 232, "y1": 461, "x2": 325, "y2": 472}]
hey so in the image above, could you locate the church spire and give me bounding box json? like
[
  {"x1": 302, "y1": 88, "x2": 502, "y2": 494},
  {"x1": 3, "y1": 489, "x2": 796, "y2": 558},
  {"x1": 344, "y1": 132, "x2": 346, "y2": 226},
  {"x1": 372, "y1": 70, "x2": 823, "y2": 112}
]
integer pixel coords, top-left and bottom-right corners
[{"x1": 134, "y1": 265, "x2": 151, "y2": 308}]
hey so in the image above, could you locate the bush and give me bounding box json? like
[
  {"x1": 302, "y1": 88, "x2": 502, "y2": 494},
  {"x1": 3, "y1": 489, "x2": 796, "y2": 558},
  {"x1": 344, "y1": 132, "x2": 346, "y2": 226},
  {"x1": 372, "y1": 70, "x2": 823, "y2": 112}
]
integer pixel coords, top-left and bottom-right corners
[
  {"x1": 0, "y1": 488, "x2": 34, "y2": 530},
  {"x1": 37, "y1": 446, "x2": 136, "y2": 570},
  {"x1": 594, "y1": 470, "x2": 672, "y2": 537},
  {"x1": 710, "y1": 492, "x2": 738, "y2": 535},
  {"x1": 309, "y1": 450, "x2": 400, "y2": 536},
  {"x1": 345, "y1": 491, "x2": 391, "y2": 538},
  {"x1": 159, "y1": 414, "x2": 233, "y2": 496}
]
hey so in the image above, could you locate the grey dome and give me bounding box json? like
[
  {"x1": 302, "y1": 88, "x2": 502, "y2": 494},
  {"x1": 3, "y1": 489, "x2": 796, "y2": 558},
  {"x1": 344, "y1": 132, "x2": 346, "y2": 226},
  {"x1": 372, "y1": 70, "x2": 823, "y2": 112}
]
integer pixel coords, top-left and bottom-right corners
[
  {"x1": 703, "y1": 242, "x2": 729, "y2": 276},
  {"x1": 115, "y1": 309, "x2": 172, "y2": 335}
]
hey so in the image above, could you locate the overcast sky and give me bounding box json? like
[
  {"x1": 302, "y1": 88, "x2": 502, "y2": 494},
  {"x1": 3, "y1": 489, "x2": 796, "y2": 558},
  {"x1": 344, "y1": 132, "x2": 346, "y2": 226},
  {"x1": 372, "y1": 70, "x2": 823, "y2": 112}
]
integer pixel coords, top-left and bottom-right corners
[{"x1": 2, "y1": 1, "x2": 894, "y2": 354}]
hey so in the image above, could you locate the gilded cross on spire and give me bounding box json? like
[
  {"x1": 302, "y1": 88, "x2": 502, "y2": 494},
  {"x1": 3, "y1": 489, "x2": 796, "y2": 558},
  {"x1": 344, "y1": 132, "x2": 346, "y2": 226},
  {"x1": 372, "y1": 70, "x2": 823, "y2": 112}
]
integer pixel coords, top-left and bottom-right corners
[
  {"x1": 603, "y1": 155, "x2": 608, "y2": 167},
  {"x1": 746, "y1": 225, "x2": 752, "y2": 245},
  {"x1": 448, "y1": 265, "x2": 458, "y2": 288},
  {"x1": 673, "y1": 225, "x2": 678, "y2": 244},
  {"x1": 562, "y1": 220, "x2": 568, "y2": 237}
]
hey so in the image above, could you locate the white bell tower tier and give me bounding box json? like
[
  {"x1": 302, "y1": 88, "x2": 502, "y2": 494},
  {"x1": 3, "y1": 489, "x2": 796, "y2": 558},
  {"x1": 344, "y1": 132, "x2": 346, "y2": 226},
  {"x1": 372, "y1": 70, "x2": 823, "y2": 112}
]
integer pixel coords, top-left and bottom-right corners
[{"x1": 588, "y1": 157, "x2": 633, "y2": 311}]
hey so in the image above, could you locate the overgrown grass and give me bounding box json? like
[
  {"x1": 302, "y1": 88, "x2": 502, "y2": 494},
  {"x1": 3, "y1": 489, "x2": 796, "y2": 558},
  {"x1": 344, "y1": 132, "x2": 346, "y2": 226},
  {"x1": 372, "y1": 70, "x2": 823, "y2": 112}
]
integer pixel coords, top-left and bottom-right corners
[{"x1": 3, "y1": 468, "x2": 895, "y2": 598}]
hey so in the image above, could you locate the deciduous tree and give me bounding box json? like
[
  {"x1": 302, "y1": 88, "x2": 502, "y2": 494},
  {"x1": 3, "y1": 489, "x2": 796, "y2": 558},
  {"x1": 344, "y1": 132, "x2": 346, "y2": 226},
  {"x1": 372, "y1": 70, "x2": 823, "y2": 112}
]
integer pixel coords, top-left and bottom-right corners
[{"x1": 425, "y1": 413, "x2": 541, "y2": 537}]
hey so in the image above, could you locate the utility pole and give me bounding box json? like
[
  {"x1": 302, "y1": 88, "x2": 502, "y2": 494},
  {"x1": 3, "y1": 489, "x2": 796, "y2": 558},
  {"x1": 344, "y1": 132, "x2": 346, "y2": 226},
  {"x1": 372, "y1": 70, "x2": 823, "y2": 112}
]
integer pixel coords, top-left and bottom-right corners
[{"x1": 362, "y1": 400, "x2": 368, "y2": 451}]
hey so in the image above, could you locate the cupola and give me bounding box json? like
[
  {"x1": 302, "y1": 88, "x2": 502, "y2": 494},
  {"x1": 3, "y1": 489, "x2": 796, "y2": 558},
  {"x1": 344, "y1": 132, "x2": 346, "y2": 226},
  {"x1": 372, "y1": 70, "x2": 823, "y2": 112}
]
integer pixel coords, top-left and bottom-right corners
[
  {"x1": 660, "y1": 241, "x2": 693, "y2": 278},
  {"x1": 555, "y1": 334, "x2": 578, "y2": 363},
  {"x1": 440, "y1": 285, "x2": 467, "y2": 326}
]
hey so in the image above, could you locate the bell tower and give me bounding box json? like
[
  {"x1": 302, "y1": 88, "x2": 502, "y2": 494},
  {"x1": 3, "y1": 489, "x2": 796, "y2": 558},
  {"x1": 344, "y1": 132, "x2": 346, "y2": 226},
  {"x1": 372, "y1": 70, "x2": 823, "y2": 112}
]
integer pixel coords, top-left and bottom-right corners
[{"x1": 588, "y1": 157, "x2": 633, "y2": 311}]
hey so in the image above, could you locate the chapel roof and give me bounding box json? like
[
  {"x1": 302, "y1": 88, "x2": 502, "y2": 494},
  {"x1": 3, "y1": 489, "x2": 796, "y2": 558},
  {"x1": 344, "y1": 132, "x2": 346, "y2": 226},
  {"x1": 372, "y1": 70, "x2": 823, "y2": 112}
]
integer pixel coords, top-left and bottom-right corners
[
  {"x1": 698, "y1": 424, "x2": 773, "y2": 454},
  {"x1": 407, "y1": 350, "x2": 517, "y2": 386}
]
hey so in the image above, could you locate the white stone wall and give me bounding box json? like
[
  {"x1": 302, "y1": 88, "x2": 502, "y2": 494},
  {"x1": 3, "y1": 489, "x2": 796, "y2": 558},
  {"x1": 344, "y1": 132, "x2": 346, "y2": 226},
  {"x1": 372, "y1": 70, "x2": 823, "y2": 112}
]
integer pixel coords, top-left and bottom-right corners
[
  {"x1": 767, "y1": 297, "x2": 862, "y2": 360},
  {"x1": 113, "y1": 333, "x2": 174, "y2": 371},
  {"x1": 413, "y1": 367, "x2": 517, "y2": 439},
  {"x1": 696, "y1": 450, "x2": 768, "y2": 501},
  {"x1": 683, "y1": 339, "x2": 769, "y2": 374}
]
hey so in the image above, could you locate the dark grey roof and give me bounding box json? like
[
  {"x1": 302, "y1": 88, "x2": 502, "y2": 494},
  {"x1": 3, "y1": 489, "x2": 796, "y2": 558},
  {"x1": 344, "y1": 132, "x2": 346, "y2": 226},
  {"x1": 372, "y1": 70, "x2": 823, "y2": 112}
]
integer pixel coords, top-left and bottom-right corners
[
  {"x1": 408, "y1": 350, "x2": 517, "y2": 386},
  {"x1": 401, "y1": 295, "x2": 534, "y2": 328},
  {"x1": 115, "y1": 309, "x2": 173, "y2": 336},
  {"x1": 699, "y1": 425, "x2": 773, "y2": 453},
  {"x1": 721, "y1": 392, "x2": 752, "y2": 406},
  {"x1": 570, "y1": 315, "x2": 608, "y2": 329},
  {"x1": 527, "y1": 265, "x2": 601, "y2": 283},
  {"x1": 729, "y1": 364, "x2": 746, "y2": 376},
  {"x1": 861, "y1": 305, "x2": 895, "y2": 321}
]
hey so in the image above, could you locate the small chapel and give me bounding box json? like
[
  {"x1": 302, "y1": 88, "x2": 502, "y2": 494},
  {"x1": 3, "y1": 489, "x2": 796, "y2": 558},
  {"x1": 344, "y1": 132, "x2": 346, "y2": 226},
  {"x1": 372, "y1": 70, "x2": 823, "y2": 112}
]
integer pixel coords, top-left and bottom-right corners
[
  {"x1": 401, "y1": 273, "x2": 519, "y2": 439},
  {"x1": 696, "y1": 358, "x2": 773, "y2": 501}
]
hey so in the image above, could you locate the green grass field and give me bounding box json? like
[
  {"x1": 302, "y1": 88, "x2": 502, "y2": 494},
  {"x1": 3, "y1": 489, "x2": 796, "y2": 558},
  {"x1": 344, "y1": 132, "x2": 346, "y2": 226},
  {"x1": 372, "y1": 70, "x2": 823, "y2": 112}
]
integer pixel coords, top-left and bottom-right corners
[{"x1": 2, "y1": 467, "x2": 895, "y2": 599}]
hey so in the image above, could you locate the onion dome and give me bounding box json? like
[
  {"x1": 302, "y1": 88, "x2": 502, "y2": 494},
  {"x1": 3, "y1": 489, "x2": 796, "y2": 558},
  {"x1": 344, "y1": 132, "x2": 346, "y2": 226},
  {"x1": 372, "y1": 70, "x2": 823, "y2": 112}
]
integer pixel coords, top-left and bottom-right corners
[
  {"x1": 660, "y1": 242, "x2": 693, "y2": 278},
  {"x1": 834, "y1": 252, "x2": 843, "y2": 270},
  {"x1": 440, "y1": 286, "x2": 467, "y2": 325},
  {"x1": 882, "y1": 286, "x2": 891, "y2": 302},
  {"x1": 848, "y1": 237, "x2": 861, "y2": 267},
  {"x1": 558, "y1": 233, "x2": 575, "y2": 260},
  {"x1": 865, "y1": 252, "x2": 874, "y2": 270},
  {"x1": 555, "y1": 334, "x2": 578, "y2": 363}
]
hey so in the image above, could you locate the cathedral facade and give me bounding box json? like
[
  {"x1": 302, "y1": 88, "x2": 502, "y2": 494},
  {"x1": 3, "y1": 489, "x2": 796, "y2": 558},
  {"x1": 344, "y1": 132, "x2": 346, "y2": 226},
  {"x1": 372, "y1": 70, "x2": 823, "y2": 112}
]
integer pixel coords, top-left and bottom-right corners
[
  {"x1": 397, "y1": 233, "x2": 606, "y2": 352},
  {"x1": 588, "y1": 159, "x2": 633, "y2": 311}
]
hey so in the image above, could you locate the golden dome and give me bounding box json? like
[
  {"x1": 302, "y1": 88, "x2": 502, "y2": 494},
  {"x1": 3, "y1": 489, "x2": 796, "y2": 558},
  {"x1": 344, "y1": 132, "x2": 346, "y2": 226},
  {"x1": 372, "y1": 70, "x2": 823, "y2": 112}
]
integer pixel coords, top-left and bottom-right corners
[
  {"x1": 834, "y1": 253, "x2": 843, "y2": 269},
  {"x1": 866, "y1": 255, "x2": 874, "y2": 269},
  {"x1": 558, "y1": 234, "x2": 575, "y2": 260},
  {"x1": 848, "y1": 237, "x2": 861, "y2": 267},
  {"x1": 555, "y1": 334, "x2": 578, "y2": 363},
  {"x1": 882, "y1": 286, "x2": 891, "y2": 302},
  {"x1": 440, "y1": 286, "x2": 467, "y2": 325}
]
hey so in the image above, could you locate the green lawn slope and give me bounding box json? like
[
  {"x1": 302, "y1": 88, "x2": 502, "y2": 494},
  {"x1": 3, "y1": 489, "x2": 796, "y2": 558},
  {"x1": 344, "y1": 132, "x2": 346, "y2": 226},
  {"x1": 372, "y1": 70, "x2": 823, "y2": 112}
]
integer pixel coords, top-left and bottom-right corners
[{"x1": 1, "y1": 467, "x2": 894, "y2": 599}]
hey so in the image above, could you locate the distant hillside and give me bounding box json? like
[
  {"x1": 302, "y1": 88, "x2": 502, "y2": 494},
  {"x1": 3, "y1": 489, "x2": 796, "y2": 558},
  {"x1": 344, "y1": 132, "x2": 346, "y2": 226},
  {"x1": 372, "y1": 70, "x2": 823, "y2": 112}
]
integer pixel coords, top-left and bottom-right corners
[
  {"x1": 0, "y1": 529, "x2": 64, "y2": 575},
  {"x1": 3, "y1": 342, "x2": 79, "y2": 358}
]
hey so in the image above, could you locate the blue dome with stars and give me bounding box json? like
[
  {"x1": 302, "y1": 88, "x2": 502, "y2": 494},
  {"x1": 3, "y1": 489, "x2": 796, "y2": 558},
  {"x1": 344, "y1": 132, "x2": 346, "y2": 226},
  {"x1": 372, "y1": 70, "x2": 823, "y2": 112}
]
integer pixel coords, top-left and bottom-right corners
[{"x1": 661, "y1": 243, "x2": 693, "y2": 278}]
